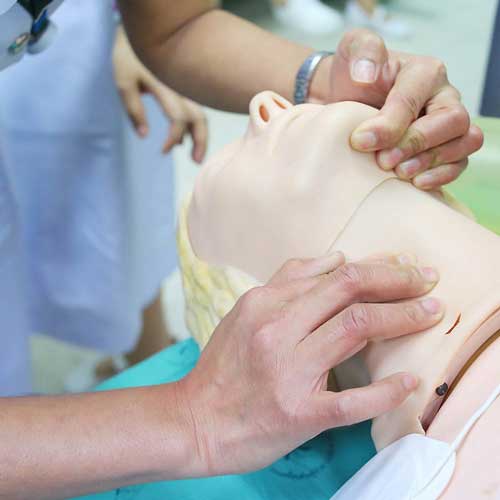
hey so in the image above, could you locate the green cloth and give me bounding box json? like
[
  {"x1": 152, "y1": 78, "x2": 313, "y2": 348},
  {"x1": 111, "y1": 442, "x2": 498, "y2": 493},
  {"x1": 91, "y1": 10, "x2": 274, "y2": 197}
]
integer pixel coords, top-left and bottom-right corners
[
  {"x1": 74, "y1": 339, "x2": 375, "y2": 500},
  {"x1": 75, "y1": 117, "x2": 500, "y2": 499}
]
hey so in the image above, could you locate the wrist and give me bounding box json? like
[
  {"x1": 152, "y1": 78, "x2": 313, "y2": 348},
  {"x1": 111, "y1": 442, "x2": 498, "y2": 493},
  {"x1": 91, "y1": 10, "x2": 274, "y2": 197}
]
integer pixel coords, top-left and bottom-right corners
[
  {"x1": 308, "y1": 53, "x2": 334, "y2": 104},
  {"x1": 145, "y1": 380, "x2": 209, "y2": 480},
  {"x1": 176, "y1": 375, "x2": 222, "y2": 477},
  {"x1": 122, "y1": 382, "x2": 207, "y2": 482}
]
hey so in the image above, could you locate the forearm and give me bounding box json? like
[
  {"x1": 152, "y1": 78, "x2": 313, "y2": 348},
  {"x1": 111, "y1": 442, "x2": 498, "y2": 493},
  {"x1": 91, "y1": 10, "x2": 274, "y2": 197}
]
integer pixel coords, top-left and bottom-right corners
[
  {"x1": 118, "y1": 5, "x2": 317, "y2": 112},
  {"x1": 0, "y1": 383, "x2": 197, "y2": 500}
]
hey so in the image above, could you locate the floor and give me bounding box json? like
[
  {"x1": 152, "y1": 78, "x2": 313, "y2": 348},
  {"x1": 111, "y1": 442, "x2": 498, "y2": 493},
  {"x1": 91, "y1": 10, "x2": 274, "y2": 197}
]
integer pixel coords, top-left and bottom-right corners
[{"x1": 32, "y1": 0, "x2": 498, "y2": 394}]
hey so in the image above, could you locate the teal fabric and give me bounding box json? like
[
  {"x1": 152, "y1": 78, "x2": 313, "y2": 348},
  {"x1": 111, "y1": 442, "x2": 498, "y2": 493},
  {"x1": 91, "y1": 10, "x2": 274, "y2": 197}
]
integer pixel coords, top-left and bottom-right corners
[{"x1": 74, "y1": 339, "x2": 376, "y2": 500}]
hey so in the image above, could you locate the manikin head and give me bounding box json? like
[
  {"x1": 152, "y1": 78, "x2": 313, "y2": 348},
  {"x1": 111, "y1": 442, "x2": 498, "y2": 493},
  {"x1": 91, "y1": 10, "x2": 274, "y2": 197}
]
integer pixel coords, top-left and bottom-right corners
[{"x1": 178, "y1": 90, "x2": 500, "y2": 453}]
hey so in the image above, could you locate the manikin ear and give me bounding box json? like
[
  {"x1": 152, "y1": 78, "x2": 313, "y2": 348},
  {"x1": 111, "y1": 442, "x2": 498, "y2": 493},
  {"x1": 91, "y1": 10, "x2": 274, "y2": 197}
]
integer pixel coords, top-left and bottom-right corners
[{"x1": 248, "y1": 91, "x2": 293, "y2": 135}]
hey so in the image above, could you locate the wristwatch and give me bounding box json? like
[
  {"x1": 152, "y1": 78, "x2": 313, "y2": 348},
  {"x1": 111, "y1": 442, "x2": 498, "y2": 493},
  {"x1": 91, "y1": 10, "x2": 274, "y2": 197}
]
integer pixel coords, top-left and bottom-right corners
[{"x1": 294, "y1": 50, "x2": 334, "y2": 105}]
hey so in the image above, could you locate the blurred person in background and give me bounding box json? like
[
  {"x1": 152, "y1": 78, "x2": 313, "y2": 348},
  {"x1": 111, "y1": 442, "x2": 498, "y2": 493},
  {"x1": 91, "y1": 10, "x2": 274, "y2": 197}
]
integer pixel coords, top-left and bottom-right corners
[
  {"x1": 0, "y1": 0, "x2": 208, "y2": 395},
  {"x1": 270, "y1": 0, "x2": 410, "y2": 38}
]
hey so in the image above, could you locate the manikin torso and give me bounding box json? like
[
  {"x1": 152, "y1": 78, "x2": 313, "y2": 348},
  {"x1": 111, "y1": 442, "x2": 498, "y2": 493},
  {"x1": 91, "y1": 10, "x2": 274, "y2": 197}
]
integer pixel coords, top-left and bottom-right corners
[{"x1": 184, "y1": 91, "x2": 500, "y2": 498}]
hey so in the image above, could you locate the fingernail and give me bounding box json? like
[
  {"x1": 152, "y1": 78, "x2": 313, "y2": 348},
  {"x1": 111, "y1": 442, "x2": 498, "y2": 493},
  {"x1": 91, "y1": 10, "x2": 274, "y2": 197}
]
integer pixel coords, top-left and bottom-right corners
[
  {"x1": 138, "y1": 125, "x2": 148, "y2": 137},
  {"x1": 351, "y1": 59, "x2": 377, "y2": 83},
  {"x1": 397, "y1": 253, "x2": 416, "y2": 266},
  {"x1": 403, "y1": 374, "x2": 419, "y2": 391},
  {"x1": 398, "y1": 158, "x2": 421, "y2": 178},
  {"x1": 420, "y1": 297, "x2": 443, "y2": 315},
  {"x1": 351, "y1": 130, "x2": 377, "y2": 150},
  {"x1": 413, "y1": 172, "x2": 434, "y2": 189},
  {"x1": 378, "y1": 148, "x2": 404, "y2": 170},
  {"x1": 420, "y1": 266, "x2": 439, "y2": 283}
]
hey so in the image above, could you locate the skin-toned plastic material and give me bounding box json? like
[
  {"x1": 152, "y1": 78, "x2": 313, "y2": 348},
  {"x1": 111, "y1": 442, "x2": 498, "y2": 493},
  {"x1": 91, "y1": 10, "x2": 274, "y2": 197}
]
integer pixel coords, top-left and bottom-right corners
[{"x1": 179, "y1": 91, "x2": 500, "y2": 494}]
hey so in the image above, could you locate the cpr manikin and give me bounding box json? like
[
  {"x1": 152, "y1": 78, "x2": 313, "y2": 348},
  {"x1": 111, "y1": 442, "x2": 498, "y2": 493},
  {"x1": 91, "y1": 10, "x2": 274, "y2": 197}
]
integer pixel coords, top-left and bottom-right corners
[{"x1": 177, "y1": 91, "x2": 500, "y2": 499}]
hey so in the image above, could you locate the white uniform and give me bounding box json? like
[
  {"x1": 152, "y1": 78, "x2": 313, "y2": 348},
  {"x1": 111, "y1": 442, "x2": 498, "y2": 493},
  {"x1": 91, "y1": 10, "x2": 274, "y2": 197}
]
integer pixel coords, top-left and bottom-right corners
[
  {"x1": 0, "y1": 0, "x2": 64, "y2": 395},
  {"x1": 0, "y1": 0, "x2": 177, "y2": 395}
]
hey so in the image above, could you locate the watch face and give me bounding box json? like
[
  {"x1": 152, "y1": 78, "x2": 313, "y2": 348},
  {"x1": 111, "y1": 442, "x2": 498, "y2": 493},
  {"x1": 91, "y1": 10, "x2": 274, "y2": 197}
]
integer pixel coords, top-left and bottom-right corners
[{"x1": 270, "y1": 432, "x2": 334, "y2": 479}]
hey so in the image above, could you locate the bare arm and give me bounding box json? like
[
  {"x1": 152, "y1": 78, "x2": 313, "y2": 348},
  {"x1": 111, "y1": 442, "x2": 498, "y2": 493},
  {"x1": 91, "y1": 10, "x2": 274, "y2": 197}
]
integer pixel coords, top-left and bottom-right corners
[
  {"x1": 0, "y1": 254, "x2": 441, "y2": 499},
  {"x1": 0, "y1": 384, "x2": 196, "y2": 500},
  {"x1": 117, "y1": 2, "x2": 312, "y2": 112},
  {"x1": 117, "y1": 1, "x2": 481, "y2": 189}
]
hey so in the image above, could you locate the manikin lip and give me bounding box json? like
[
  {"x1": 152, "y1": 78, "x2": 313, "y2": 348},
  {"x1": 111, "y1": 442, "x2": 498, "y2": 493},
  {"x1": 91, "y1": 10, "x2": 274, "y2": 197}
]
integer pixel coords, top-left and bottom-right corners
[{"x1": 0, "y1": 0, "x2": 16, "y2": 16}]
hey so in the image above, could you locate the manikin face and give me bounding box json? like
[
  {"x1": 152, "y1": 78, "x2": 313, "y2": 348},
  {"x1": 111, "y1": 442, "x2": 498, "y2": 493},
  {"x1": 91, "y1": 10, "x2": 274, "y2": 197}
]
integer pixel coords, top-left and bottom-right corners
[{"x1": 188, "y1": 91, "x2": 393, "y2": 282}]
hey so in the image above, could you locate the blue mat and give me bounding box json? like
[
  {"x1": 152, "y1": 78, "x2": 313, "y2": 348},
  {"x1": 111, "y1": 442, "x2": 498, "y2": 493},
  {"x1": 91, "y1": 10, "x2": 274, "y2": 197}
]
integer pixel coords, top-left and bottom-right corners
[{"x1": 74, "y1": 339, "x2": 375, "y2": 500}]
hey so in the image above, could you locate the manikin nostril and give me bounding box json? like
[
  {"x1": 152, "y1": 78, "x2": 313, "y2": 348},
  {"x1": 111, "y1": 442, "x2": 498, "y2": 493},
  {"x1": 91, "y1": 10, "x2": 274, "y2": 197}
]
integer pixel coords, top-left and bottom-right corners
[
  {"x1": 273, "y1": 98, "x2": 287, "y2": 109},
  {"x1": 259, "y1": 105, "x2": 270, "y2": 122}
]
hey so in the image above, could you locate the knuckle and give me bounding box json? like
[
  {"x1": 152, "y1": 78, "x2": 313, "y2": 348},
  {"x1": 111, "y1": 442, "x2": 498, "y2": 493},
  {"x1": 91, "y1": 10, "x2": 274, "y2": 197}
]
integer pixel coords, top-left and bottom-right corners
[
  {"x1": 395, "y1": 91, "x2": 422, "y2": 121},
  {"x1": 402, "y1": 303, "x2": 425, "y2": 325},
  {"x1": 251, "y1": 321, "x2": 278, "y2": 353},
  {"x1": 285, "y1": 257, "x2": 306, "y2": 270},
  {"x1": 335, "y1": 263, "x2": 364, "y2": 295},
  {"x1": 469, "y1": 125, "x2": 484, "y2": 150},
  {"x1": 450, "y1": 105, "x2": 470, "y2": 132},
  {"x1": 428, "y1": 57, "x2": 448, "y2": 81},
  {"x1": 400, "y1": 266, "x2": 422, "y2": 289},
  {"x1": 330, "y1": 394, "x2": 355, "y2": 424},
  {"x1": 360, "y1": 30, "x2": 384, "y2": 49},
  {"x1": 343, "y1": 28, "x2": 383, "y2": 57},
  {"x1": 405, "y1": 128, "x2": 427, "y2": 155},
  {"x1": 342, "y1": 304, "x2": 372, "y2": 339},
  {"x1": 386, "y1": 383, "x2": 405, "y2": 407},
  {"x1": 282, "y1": 258, "x2": 308, "y2": 276},
  {"x1": 238, "y1": 286, "x2": 271, "y2": 317},
  {"x1": 377, "y1": 120, "x2": 401, "y2": 144}
]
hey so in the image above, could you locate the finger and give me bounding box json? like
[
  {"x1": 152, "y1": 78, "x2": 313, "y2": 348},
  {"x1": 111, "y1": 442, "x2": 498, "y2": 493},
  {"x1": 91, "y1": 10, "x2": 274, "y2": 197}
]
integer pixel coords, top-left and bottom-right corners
[
  {"x1": 162, "y1": 121, "x2": 186, "y2": 154},
  {"x1": 359, "y1": 252, "x2": 417, "y2": 266},
  {"x1": 377, "y1": 102, "x2": 470, "y2": 171},
  {"x1": 312, "y1": 373, "x2": 419, "y2": 428},
  {"x1": 412, "y1": 159, "x2": 468, "y2": 190},
  {"x1": 188, "y1": 112, "x2": 208, "y2": 164},
  {"x1": 269, "y1": 252, "x2": 345, "y2": 286},
  {"x1": 394, "y1": 124, "x2": 483, "y2": 179},
  {"x1": 301, "y1": 297, "x2": 444, "y2": 371},
  {"x1": 145, "y1": 82, "x2": 187, "y2": 154},
  {"x1": 339, "y1": 28, "x2": 389, "y2": 85},
  {"x1": 233, "y1": 254, "x2": 346, "y2": 329},
  {"x1": 284, "y1": 261, "x2": 440, "y2": 340},
  {"x1": 120, "y1": 87, "x2": 148, "y2": 137},
  {"x1": 351, "y1": 58, "x2": 449, "y2": 152}
]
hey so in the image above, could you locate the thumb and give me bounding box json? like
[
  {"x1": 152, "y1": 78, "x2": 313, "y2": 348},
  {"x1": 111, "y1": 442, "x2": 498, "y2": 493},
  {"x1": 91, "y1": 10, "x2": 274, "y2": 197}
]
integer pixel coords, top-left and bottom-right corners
[
  {"x1": 339, "y1": 28, "x2": 390, "y2": 85},
  {"x1": 120, "y1": 87, "x2": 148, "y2": 137}
]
